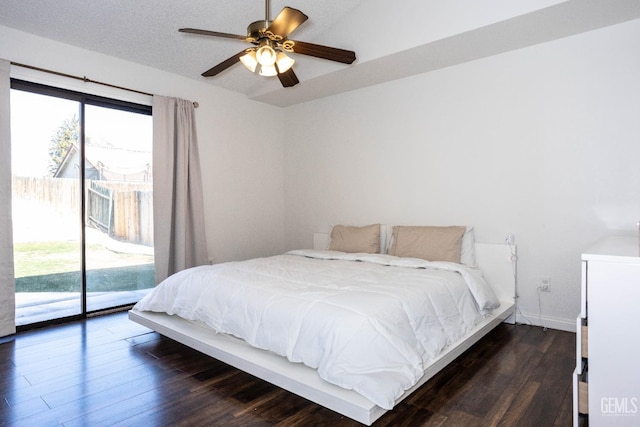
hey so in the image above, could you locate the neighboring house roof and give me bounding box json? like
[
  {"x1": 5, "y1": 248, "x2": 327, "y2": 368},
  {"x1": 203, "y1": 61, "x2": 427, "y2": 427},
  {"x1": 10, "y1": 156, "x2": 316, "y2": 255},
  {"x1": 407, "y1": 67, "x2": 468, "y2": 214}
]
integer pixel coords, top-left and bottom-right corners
[{"x1": 53, "y1": 143, "x2": 152, "y2": 182}]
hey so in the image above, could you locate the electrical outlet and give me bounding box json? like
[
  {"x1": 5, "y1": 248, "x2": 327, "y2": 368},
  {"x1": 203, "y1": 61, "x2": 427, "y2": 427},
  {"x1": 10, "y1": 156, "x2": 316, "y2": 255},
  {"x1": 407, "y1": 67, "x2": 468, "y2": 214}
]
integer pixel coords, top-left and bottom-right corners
[{"x1": 539, "y1": 276, "x2": 551, "y2": 292}]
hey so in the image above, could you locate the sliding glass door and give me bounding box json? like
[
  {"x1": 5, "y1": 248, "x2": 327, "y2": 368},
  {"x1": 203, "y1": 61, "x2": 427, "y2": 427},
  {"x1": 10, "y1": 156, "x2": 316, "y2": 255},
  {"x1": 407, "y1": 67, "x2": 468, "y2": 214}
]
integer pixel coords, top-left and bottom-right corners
[
  {"x1": 10, "y1": 80, "x2": 154, "y2": 326},
  {"x1": 11, "y1": 89, "x2": 83, "y2": 325},
  {"x1": 83, "y1": 104, "x2": 154, "y2": 312}
]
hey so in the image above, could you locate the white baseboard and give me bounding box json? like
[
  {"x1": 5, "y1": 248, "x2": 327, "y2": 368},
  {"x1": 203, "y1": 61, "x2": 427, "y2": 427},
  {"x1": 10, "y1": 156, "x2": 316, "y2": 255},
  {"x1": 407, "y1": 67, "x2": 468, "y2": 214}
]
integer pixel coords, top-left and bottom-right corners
[{"x1": 511, "y1": 310, "x2": 576, "y2": 332}]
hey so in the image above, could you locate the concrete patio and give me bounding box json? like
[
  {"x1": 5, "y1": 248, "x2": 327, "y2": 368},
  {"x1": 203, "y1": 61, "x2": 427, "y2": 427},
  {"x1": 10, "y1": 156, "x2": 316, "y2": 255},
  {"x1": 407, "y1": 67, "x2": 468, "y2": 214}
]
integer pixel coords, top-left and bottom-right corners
[{"x1": 16, "y1": 289, "x2": 152, "y2": 326}]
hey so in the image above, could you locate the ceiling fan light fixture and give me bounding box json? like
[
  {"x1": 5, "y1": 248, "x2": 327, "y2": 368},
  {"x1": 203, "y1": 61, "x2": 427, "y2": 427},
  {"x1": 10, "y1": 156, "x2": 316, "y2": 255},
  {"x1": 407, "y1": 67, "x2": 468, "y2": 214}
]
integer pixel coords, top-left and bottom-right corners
[
  {"x1": 239, "y1": 50, "x2": 258, "y2": 72},
  {"x1": 180, "y1": 4, "x2": 356, "y2": 88},
  {"x1": 275, "y1": 51, "x2": 295, "y2": 73},
  {"x1": 256, "y1": 40, "x2": 277, "y2": 66},
  {"x1": 259, "y1": 64, "x2": 278, "y2": 77}
]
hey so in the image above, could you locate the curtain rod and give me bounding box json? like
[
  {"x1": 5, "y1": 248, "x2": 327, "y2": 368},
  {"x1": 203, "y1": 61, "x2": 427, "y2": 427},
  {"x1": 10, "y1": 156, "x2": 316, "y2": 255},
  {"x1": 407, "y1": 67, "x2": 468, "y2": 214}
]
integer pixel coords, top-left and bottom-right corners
[{"x1": 10, "y1": 61, "x2": 199, "y2": 108}]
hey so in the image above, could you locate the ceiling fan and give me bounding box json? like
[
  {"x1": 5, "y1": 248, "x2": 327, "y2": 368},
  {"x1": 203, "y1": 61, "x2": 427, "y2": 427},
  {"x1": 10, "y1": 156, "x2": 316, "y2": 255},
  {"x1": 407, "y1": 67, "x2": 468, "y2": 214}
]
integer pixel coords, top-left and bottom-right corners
[{"x1": 179, "y1": 0, "x2": 356, "y2": 88}]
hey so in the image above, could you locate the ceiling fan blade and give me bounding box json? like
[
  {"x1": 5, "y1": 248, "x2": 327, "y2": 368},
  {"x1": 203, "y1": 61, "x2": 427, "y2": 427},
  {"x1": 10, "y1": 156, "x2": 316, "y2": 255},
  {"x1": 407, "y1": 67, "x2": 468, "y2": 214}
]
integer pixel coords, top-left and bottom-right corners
[
  {"x1": 179, "y1": 28, "x2": 248, "y2": 42},
  {"x1": 267, "y1": 7, "x2": 308, "y2": 38},
  {"x1": 201, "y1": 51, "x2": 245, "y2": 77},
  {"x1": 276, "y1": 67, "x2": 299, "y2": 88},
  {"x1": 288, "y1": 40, "x2": 356, "y2": 64}
]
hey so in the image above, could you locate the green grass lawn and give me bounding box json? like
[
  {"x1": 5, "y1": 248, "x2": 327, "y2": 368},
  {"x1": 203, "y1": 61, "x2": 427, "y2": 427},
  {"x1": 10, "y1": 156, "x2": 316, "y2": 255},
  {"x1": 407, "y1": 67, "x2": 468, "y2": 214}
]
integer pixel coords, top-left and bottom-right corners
[{"x1": 14, "y1": 241, "x2": 155, "y2": 292}]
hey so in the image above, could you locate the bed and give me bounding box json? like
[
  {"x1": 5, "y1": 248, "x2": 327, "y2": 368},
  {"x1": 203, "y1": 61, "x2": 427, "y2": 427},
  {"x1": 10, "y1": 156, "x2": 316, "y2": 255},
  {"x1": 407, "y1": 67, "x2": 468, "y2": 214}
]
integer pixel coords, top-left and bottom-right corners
[{"x1": 129, "y1": 225, "x2": 516, "y2": 425}]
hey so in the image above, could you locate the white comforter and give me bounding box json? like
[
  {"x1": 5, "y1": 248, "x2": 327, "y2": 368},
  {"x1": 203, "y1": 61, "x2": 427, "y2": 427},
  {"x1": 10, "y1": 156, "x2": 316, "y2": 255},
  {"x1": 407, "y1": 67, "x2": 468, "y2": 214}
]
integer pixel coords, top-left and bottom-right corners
[{"x1": 133, "y1": 250, "x2": 499, "y2": 409}]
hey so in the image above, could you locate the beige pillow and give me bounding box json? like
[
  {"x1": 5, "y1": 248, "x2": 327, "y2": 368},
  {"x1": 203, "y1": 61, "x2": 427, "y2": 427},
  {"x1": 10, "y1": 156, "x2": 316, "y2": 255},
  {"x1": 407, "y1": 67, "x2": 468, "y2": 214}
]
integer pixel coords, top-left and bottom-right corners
[
  {"x1": 389, "y1": 225, "x2": 466, "y2": 263},
  {"x1": 329, "y1": 224, "x2": 381, "y2": 253}
]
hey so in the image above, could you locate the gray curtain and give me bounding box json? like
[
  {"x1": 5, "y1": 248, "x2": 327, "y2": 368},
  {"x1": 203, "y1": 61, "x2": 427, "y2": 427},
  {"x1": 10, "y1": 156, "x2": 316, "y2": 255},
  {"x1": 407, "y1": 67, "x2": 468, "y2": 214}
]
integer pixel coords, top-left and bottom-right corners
[
  {"x1": 0, "y1": 59, "x2": 16, "y2": 337},
  {"x1": 152, "y1": 95, "x2": 208, "y2": 284}
]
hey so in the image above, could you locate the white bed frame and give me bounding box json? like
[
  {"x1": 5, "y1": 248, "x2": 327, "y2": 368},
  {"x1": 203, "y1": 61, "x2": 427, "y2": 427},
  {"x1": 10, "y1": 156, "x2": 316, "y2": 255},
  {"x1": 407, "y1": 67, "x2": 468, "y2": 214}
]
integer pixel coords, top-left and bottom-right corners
[{"x1": 129, "y1": 241, "x2": 515, "y2": 425}]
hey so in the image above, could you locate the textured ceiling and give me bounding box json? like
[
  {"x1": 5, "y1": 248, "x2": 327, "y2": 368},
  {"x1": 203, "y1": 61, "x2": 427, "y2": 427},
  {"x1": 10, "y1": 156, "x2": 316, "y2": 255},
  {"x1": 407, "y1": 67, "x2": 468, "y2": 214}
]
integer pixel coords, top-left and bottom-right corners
[
  {"x1": 1, "y1": 0, "x2": 640, "y2": 107},
  {"x1": 0, "y1": 0, "x2": 362, "y2": 100}
]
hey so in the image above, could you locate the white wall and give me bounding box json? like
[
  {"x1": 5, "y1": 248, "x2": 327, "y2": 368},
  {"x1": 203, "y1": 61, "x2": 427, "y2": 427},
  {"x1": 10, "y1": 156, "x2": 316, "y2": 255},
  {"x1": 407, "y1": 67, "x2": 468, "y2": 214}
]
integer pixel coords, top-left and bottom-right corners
[
  {"x1": 283, "y1": 18, "x2": 640, "y2": 331},
  {"x1": 0, "y1": 25, "x2": 286, "y2": 264}
]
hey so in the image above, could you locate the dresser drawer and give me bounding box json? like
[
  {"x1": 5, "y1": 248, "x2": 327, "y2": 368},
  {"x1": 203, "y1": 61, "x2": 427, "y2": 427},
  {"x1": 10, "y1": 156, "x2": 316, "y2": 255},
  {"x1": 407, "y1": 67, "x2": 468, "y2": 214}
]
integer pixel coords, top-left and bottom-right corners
[
  {"x1": 578, "y1": 380, "x2": 588, "y2": 414},
  {"x1": 580, "y1": 260, "x2": 587, "y2": 318},
  {"x1": 573, "y1": 367, "x2": 589, "y2": 427},
  {"x1": 581, "y1": 324, "x2": 588, "y2": 358},
  {"x1": 575, "y1": 317, "x2": 588, "y2": 368},
  {"x1": 573, "y1": 368, "x2": 589, "y2": 415}
]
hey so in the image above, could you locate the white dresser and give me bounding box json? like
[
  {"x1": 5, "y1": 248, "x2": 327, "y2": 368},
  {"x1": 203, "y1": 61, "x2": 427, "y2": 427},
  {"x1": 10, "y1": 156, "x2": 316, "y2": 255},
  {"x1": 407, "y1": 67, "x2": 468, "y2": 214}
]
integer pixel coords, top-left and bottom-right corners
[{"x1": 573, "y1": 236, "x2": 640, "y2": 426}]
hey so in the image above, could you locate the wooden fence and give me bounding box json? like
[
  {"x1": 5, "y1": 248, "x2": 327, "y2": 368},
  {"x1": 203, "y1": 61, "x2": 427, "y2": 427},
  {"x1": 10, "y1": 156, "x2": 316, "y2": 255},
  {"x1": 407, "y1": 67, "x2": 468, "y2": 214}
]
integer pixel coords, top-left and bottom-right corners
[
  {"x1": 12, "y1": 176, "x2": 80, "y2": 210},
  {"x1": 12, "y1": 177, "x2": 153, "y2": 246},
  {"x1": 88, "y1": 181, "x2": 153, "y2": 246}
]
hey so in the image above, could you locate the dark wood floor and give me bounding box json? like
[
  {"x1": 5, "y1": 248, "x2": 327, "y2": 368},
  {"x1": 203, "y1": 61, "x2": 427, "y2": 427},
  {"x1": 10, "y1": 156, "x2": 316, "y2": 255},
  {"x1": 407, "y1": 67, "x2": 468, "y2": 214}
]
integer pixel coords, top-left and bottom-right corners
[{"x1": 0, "y1": 312, "x2": 575, "y2": 426}]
